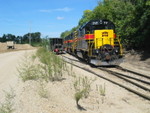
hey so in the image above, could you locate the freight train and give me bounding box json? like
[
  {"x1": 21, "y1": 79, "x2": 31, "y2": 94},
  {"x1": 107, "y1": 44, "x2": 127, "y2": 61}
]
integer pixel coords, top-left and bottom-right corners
[
  {"x1": 49, "y1": 38, "x2": 64, "y2": 54},
  {"x1": 63, "y1": 19, "x2": 123, "y2": 66}
]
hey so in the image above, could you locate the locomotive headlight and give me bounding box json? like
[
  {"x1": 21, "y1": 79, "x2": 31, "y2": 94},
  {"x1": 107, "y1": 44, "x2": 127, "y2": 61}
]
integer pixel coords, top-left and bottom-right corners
[{"x1": 96, "y1": 50, "x2": 99, "y2": 53}]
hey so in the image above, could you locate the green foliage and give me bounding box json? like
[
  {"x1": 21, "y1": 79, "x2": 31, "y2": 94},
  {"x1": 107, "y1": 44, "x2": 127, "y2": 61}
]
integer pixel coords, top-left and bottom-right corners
[
  {"x1": 0, "y1": 32, "x2": 42, "y2": 45},
  {"x1": 22, "y1": 32, "x2": 41, "y2": 44},
  {"x1": 60, "y1": 26, "x2": 78, "y2": 38},
  {"x1": 0, "y1": 34, "x2": 16, "y2": 42},
  {"x1": 78, "y1": 10, "x2": 92, "y2": 26},
  {"x1": 60, "y1": 30, "x2": 71, "y2": 39}
]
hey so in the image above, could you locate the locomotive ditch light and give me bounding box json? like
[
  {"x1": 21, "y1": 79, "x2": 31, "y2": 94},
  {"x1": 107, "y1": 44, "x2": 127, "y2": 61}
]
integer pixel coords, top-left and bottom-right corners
[
  {"x1": 96, "y1": 50, "x2": 99, "y2": 53},
  {"x1": 115, "y1": 49, "x2": 118, "y2": 53}
]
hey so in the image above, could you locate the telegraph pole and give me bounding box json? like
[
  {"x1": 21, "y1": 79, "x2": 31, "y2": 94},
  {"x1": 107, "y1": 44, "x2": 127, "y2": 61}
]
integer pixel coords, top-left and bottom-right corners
[{"x1": 29, "y1": 21, "x2": 32, "y2": 45}]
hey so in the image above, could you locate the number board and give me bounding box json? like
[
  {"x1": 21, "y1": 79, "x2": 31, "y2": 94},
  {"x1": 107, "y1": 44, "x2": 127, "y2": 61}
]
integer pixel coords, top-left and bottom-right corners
[{"x1": 91, "y1": 20, "x2": 108, "y2": 25}]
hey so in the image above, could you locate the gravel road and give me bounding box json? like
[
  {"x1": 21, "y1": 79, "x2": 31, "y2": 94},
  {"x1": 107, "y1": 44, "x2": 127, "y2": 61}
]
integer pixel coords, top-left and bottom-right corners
[{"x1": 0, "y1": 50, "x2": 35, "y2": 102}]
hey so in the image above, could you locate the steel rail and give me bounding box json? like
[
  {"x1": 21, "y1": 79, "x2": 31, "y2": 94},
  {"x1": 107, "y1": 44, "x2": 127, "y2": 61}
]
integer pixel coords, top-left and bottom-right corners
[
  {"x1": 98, "y1": 67, "x2": 150, "y2": 92},
  {"x1": 117, "y1": 66, "x2": 150, "y2": 79},
  {"x1": 98, "y1": 67, "x2": 150, "y2": 85},
  {"x1": 62, "y1": 56, "x2": 150, "y2": 101}
]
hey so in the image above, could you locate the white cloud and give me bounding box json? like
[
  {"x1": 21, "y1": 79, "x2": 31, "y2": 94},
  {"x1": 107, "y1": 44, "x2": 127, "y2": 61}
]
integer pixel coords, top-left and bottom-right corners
[
  {"x1": 55, "y1": 7, "x2": 72, "y2": 12},
  {"x1": 39, "y1": 10, "x2": 52, "y2": 13},
  {"x1": 39, "y1": 7, "x2": 73, "y2": 13},
  {"x1": 56, "y1": 16, "x2": 64, "y2": 20}
]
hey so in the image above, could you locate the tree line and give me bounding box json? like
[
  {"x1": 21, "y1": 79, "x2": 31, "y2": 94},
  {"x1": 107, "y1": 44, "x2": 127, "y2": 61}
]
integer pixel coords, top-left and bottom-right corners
[
  {"x1": 0, "y1": 32, "x2": 42, "y2": 45},
  {"x1": 61, "y1": 0, "x2": 150, "y2": 50}
]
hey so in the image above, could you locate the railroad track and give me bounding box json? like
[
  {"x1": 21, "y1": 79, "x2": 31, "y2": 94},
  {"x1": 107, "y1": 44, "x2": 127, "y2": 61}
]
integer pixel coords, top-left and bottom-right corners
[
  {"x1": 116, "y1": 66, "x2": 150, "y2": 79},
  {"x1": 61, "y1": 54, "x2": 150, "y2": 101},
  {"x1": 98, "y1": 67, "x2": 150, "y2": 90}
]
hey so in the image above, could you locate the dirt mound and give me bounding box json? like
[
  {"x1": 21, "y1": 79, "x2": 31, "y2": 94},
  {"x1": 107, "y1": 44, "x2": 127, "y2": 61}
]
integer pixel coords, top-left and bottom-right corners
[
  {"x1": 0, "y1": 42, "x2": 35, "y2": 53},
  {"x1": 121, "y1": 50, "x2": 150, "y2": 72},
  {"x1": 0, "y1": 42, "x2": 7, "y2": 51},
  {"x1": 15, "y1": 44, "x2": 34, "y2": 50}
]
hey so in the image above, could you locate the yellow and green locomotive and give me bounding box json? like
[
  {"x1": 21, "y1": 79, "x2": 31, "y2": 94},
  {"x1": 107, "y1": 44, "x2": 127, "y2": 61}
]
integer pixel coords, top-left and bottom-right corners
[{"x1": 64, "y1": 19, "x2": 123, "y2": 66}]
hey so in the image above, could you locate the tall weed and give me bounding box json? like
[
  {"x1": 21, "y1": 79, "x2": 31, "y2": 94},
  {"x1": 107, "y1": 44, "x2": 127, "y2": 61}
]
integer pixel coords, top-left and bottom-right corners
[
  {"x1": 18, "y1": 54, "x2": 40, "y2": 82},
  {"x1": 36, "y1": 47, "x2": 66, "y2": 81},
  {"x1": 74, "y1": 76, "x2": 94, "y2": 106},
  {"x1": 18, "y1": 47, "x2": 67, "y2": 82}
]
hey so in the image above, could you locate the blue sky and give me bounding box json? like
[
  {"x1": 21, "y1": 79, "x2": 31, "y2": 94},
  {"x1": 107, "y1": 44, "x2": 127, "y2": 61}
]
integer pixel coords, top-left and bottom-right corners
[{"x1": 0, "y1": 0, "x2": 100, "y2": 37}]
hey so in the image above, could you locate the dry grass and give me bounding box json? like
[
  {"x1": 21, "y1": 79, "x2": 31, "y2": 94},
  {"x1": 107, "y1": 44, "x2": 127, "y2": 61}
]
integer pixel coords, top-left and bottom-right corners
[{"x1": 0, "y1": 88, "x2": 15, "y2": 113}]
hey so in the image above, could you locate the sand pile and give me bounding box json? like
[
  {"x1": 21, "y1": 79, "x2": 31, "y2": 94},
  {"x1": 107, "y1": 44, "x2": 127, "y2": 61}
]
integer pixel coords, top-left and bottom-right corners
[
  {"x1": 15, "y1": 44, "x2": 34, "y2": 50},
  {"x1": 0, "y1": 42, "x2": 7, "y2": 51},
  {"x1": 0, "y1": 42, "x2": 35, "y2": 53}
]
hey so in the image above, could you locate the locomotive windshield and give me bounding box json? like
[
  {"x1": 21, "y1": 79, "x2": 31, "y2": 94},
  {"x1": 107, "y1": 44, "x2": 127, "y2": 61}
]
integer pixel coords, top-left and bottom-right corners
[
  {"x1": 91, "y1": 20, "x2": 115, "y2": 33},
  {"x1": 92, "y1": 23, "x2": 115, "y2": 30}
]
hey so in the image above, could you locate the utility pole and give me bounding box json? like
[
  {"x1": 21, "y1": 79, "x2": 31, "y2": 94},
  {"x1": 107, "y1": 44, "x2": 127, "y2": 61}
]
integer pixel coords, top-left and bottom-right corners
[{"x1": 29, "y1": 21, "x2": 32, "y2": 45}]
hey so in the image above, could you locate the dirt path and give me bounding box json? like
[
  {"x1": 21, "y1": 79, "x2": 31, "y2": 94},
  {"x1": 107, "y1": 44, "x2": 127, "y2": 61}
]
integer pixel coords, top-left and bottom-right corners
[{"x1": 0, "y1": 50, "x2": 35, "y2": 102}]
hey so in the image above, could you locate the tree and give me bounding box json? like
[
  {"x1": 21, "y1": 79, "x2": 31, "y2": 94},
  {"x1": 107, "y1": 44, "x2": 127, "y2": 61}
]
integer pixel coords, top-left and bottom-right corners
[
  {"x1": 60, "y1": 30, "x2": 71, "y2": 38},
  {"x1": 22, "y1": 32, "x2": 42, "y2": 44},
  {"x1": 78, "y1": 10, "x2": 92, "y2": 26}
]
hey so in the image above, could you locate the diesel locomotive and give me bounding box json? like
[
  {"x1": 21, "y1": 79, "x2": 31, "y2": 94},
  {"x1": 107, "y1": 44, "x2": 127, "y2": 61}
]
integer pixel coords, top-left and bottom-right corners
[{"x1": 63, "y1": 19, "x2": 123, "y2": 66}]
